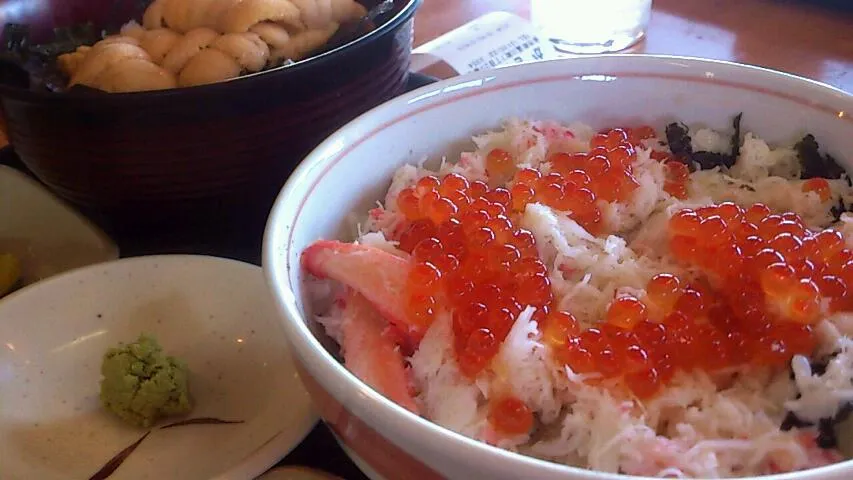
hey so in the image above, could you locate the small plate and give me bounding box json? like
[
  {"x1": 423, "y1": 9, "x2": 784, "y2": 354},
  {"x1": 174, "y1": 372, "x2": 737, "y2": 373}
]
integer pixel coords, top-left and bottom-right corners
[
  {"x1": 0, "y1": 165, "x2": 118, "y2": 288},
  {"x1": 0, "y1": 255, "x2": 317, "y2": 480}
]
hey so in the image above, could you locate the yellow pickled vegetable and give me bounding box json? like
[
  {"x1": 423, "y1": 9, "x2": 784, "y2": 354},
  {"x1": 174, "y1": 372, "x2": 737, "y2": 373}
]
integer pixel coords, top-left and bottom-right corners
[{"x1": 0, "y1": 252, "x2": 21, "y2": 296}]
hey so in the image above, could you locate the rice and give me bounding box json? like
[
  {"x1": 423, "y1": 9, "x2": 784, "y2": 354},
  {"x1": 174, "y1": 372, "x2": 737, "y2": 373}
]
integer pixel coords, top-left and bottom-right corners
[{"x1": 306, "y1": 116, "x2": 853, "y2": 477}]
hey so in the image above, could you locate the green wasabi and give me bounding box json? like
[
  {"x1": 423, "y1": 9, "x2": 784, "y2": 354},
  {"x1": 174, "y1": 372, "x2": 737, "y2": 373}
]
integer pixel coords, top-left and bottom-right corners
[{"x1": 100, "y1": 334, "x2": 192, "y2": 428}]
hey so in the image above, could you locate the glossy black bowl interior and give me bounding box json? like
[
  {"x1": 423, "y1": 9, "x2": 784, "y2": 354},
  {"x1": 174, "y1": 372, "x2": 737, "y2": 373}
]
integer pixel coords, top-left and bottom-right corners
[{"x1": 0, "y1": 0, "x2": 421, "y2": 248}]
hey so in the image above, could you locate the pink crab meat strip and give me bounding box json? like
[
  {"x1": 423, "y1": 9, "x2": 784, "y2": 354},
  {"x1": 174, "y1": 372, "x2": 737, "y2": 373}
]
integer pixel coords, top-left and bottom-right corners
[
  {"x1": 301, "y1": 240, "x2": 425, "y2": 344},
  {"x1": 340, "y1": 289, "x2": 420, "y2": 414}
]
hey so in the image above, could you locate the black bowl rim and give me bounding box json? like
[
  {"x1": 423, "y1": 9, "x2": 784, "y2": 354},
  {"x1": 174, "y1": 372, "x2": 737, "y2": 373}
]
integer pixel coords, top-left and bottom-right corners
[{"x1": 0, "y1": 0, "x2": 422, "y2": 102}]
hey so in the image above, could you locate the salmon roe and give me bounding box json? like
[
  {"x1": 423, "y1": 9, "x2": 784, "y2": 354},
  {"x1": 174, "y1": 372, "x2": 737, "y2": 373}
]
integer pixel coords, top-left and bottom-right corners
[
  {"x1": 393, "y1": 128, "x2": 652, "y2": 380},
  {"x1": 388, "y1": 127, "x2": 843, "y2": 417},
  {"x1": 802, "y1": 178, "x2": 832, "y2": 202},
  {"x1": 506, "y1": 127, "x2": 651, "y2": 234},
  {"x1": 395, "y1": 171, "x2": 551, "y2": 382},
  {"x1": 545, "y1": 200, "x2": 853, "y2": 398},
  {"x1": 392, "y1": 126, "x2": 664, "y2": 412},
  {"x1": 544, "y1": 200, "x2": 851, "y2": 399}
]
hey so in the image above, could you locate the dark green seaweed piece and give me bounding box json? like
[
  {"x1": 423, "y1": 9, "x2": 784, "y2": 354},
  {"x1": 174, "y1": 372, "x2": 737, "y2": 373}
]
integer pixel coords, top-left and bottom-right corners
[
  {"x1": 817, "y1": 418, "x2": 838, "y2": 448},
  {"x1": 29, "y1": 23, "x2": 98, "y2": 59},
  {"x1": 730, "y1": 112, "x2": 743, "y2": 160},
  {"x1": 1, "y1": 24, "x2": 29, "y2": 55},
  {"x1": 780, "y1": 411, "x2": 812, "y2": 431},
  {"x1": 831, "y1": 198, "x2": 849, "y2": 223},
  {"x1": 664, "y1": 113, "x2": 743, "y2": 171},
  {"x1": 664, "y1": 122, "x2": 693, "y2": 162},
  {"x1": 691, "y1": 151, "x2": 735, "y2": 170},
  {"x1": 686, "y1": 113, "x2": 742, "y2": 170},
  {"x1": 780, "y1": 351, "x2": 853, "y2": 450},
  {"x1": 796, "y1": 134, "x2": 847, "y2": 180},
  {"x1": 0, "y1": 21, "x2": 101, "y2": 92}
]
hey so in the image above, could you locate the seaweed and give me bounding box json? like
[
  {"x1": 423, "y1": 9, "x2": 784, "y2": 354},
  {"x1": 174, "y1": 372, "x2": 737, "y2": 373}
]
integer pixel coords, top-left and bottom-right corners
[
  {"x1": 780, "y1": 351, "x2": 853, "y2": 450},
  {"x1": 32, "y1": 23, "x2": 100, "y2": 59},
  {"x1": 730, "y1": 112, "x2": 743, "y2": 160},
  {"x1": 664, "y1": 122, "x2": 693, "y2": 170},
  {"x1": 780, "y1": 411, "x2": 812, "y2": 431},
  {"x1": 0, "y1": 21, "x2": 101, "y2": 92},
  {"x1": 691, "y1": 151, "x2": 735, "y2": 170},
  {"x1": 2, "y1": 23, "x2": 29, "y2": 54},
  {"x1": 796, "y1": 133, "x2": 847, "y2": 180},
  {"x1": 810, "y1": 350, "x2": 840, "y2": 376},
  {"x1": 817, "y1": 417, "x2": 838, "y2": 448},
  {"x1": 831, "y1": 197, "x2": 850, "y2": 223},
  {"x1": 664, "y1": 113, "x2": 743, "y2": 172}
]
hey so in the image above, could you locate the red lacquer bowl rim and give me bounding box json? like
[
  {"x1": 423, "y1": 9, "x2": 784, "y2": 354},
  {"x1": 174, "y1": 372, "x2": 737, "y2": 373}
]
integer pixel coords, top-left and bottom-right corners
[{"x1": 264, "y1": 54, "x2": 853, "y2": 480}]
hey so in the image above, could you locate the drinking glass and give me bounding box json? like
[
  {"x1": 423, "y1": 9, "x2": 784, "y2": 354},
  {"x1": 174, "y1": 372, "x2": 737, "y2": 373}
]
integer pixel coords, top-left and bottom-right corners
[{"x1": 530, "y1": 0, "x2": 653, "y2": 54}]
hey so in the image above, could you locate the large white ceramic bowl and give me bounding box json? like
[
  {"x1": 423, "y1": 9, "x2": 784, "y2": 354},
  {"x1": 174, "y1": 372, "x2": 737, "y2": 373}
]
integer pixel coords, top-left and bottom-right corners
[{"x1": 263, "y1": 55, "x2": 853, "y2": 480}]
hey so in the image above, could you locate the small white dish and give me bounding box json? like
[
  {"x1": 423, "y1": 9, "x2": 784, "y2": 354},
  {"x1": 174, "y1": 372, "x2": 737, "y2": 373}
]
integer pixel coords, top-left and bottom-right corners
[
  {"x1": 0, "y1": 165, "x2": 118, "y2": 288},
  {"x1": 0, "y1": 255, "x2": 317, "y2": 480}
]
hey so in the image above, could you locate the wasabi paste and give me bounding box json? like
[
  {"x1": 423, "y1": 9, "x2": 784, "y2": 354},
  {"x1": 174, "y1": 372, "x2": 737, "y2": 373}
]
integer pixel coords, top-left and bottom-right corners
[{"x1": 100, "y1": 334, "x2": 192, "y2": 428}]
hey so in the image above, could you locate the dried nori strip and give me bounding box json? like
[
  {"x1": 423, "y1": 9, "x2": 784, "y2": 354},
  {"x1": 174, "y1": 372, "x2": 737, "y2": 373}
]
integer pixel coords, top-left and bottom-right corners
[
  {"x1": 29, "y1": 23, "x2": 99, "y2": 59},
  {"x1": 780, "y1": 351, "x2": 853, "y2": 448},
  {"x1": 796, "y1": 134, "x2": 847, "y2": 180},
  {"x1": 817, "y1": 402, "x2": 853, "y2": 449},
  {"x1": 817, "y1": 418, "x2": 838, "y2": 448},
  {"x1": 781, "y1": 411, "x2": 812, "y2": 431},
  {"x1": 810, "y1": 350, "x2": 840, "y2": 376},
  {"x1": 691, "y1": 151, "x2": 735, "y2": 170},
  {"x1": 1, "y1": 23, "x2": 29, "y2": 55},
  {"x1": 831, "y1": 197, "x2": 849, "y2": 222},
  {"x1": 664, "y1": 122, "x2": 693, "y2": 170},
  {"x1": 0, "y1": 21, "x2": 101, "y2": 92},
  {"x1": 730, "y1": 112, "x2": 743, "y2": 160},
  {"x1": 664, "y1": 113, "x2": 742, "y2": 171},
  {"x1": 836, "y1": 402, "x2": 853, "y2": 423}
]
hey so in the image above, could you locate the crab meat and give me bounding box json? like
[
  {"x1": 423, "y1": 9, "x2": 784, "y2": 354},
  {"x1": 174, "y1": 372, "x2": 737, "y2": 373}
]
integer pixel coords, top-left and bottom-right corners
[
  {"x1": 301, "y1": 240, "x2": 426, "y2": 345},
  {"x1": 340, "y1": 289, "x2": 420, "y2": 414}
]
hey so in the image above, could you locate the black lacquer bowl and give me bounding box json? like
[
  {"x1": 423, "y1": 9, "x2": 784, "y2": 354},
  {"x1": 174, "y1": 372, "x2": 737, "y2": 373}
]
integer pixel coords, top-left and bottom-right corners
[{"x1": 0, "y1": 0, "x2": 421, "y2": 236}]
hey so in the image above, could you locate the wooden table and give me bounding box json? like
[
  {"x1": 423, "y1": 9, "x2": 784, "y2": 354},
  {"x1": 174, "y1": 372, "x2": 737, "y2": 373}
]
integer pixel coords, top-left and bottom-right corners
[{"x1": 414, "y1": 0, "x2": 853, "y2": 93}]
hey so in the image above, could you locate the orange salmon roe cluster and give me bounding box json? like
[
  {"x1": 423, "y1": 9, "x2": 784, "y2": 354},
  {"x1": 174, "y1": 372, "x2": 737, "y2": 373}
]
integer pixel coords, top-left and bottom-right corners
[
  {"x1": 802, "y1": 178, "x2": 832, "y2": 202},
  {"x1": 542, "y1": 200, "x2": 853, "y2": 399},
  {"x1": 396, "y1": 173, "x2": 549, "y2": 434},
  {"x1": 647, "y1": 147, "x2": 691, "y2": 199},
  {"x1": 670, "y1": 202, "x2": 853, "y2": 320},
  {"x1": 396, "y1": 173, "x2": 549, "y2": 374},
  {"x1": 502, "y1": 127, "x2": 652, "y2": 233}
]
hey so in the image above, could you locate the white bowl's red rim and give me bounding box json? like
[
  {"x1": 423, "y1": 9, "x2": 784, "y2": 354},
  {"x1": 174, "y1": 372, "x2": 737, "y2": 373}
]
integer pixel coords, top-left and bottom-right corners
[{"x1": 263, "y1": 54, "x2": 853, "y2": 480}]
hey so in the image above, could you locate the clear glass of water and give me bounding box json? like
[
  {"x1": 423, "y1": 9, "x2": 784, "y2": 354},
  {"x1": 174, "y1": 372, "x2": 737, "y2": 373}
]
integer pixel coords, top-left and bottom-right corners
[{"x1": 530, "y1": 0, "x2": 653, "y2": 54}]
